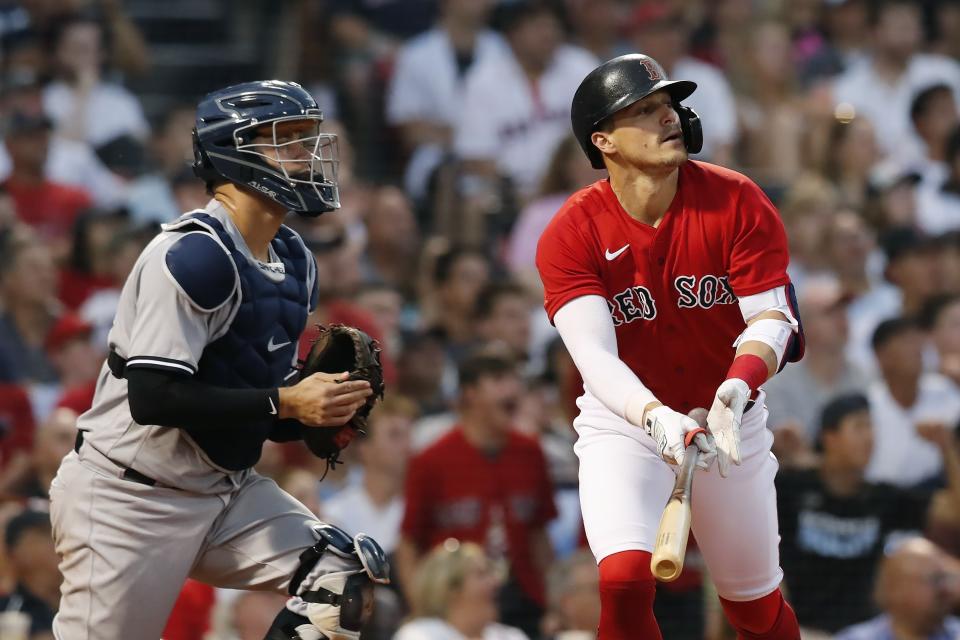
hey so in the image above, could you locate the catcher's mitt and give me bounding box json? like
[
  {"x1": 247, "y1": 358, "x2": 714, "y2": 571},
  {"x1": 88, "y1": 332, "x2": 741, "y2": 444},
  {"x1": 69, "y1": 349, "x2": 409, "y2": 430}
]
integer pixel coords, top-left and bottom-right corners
[{"x1": 299, "y1": 324, "x2": 384, "y2": 474}]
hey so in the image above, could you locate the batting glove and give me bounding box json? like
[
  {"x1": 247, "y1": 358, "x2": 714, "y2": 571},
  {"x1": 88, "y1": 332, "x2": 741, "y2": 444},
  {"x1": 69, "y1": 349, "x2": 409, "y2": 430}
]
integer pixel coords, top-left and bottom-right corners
[
  {"x1": 644, "y1": 405, "x2": 717, "y2": 470},
  {"x1": 707, "y1": 378, "x2": 750, "y2": 477}
]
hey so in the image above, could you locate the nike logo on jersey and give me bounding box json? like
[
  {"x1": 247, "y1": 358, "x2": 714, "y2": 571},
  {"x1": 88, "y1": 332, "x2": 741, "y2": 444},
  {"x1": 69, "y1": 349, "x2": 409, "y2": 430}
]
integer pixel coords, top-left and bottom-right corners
[
  {"x1": 267, "y1": 336, "x2": 292, "y2": 352},
  {"x1": 268, "y1": 396, "x2": 278, "y2": 415},
  {"x1": 605, "y1": 244, "x2": 630, "y2": 261}
]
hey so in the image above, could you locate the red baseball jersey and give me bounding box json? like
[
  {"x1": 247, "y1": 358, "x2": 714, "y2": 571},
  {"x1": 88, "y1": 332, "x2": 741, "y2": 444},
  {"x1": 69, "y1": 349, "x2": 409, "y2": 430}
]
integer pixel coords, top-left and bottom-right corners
[
  {"x1": 536, "y1": 160, "x2": 791, "y2": 414},
  {"x1": 401, "y1": 427, "x2": 557, "y2": 605}
]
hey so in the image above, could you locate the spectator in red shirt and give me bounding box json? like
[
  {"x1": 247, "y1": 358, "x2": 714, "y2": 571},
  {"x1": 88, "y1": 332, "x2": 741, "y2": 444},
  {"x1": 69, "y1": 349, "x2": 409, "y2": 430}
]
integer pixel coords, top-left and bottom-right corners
[
  {"x1": 2, "y1": 104, "x2": 91, "y2": 259},
  {"x1": 397, "y1": 349, "x2": 557, "y2": 637}
]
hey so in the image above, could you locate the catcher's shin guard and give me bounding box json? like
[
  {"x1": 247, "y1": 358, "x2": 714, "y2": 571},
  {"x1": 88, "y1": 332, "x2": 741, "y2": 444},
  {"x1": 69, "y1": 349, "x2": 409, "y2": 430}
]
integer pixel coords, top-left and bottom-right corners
[
  {"x1": 264, "y1": 608, "x2": 324, "y2": 640},
  {"x1": 282, "y1": 523, "x2": 390, "y2": 639}
]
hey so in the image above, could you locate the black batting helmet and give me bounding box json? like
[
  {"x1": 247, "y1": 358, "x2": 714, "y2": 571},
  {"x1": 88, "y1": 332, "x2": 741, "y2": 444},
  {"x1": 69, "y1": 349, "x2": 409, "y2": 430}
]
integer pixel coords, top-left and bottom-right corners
[{"x1": 571, "y1": 54, "x2": 702, "y2": 169}]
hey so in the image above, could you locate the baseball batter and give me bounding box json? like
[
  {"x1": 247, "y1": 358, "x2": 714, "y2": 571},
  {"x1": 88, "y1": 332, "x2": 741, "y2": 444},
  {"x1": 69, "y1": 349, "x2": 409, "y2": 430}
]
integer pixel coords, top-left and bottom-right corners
[
  {"x1": 48, "y1": 81, "x2": 388, "y2": 640},
  {"x1": 536, "y1": 55, "x2": 805, "y2": 639}
]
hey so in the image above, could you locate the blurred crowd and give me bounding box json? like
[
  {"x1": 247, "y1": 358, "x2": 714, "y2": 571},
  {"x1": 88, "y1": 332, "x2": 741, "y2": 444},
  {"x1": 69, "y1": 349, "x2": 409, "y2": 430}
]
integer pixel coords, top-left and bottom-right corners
[{"x1": 2, "y1": 0, "x2": 960, "y2": 638}]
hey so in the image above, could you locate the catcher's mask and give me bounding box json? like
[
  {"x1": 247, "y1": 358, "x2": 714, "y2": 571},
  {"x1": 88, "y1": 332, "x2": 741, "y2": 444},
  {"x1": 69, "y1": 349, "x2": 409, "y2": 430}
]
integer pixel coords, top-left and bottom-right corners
[{"x1": 192, "y1": 80, "x2": 340, "y2": 216}]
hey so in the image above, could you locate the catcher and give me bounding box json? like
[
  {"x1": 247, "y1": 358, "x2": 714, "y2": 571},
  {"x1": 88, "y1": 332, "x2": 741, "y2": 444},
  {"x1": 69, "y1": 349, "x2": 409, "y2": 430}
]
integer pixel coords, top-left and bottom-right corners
[{"x1": 48, "y1": 80, "x2": 387, "y2": 640}]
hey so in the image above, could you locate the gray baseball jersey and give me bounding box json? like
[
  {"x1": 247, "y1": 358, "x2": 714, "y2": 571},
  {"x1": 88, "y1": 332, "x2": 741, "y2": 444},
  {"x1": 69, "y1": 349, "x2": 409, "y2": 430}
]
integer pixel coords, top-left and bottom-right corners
[{"x1": 76, "y1": 200, "x2": 316, "y2": 493}]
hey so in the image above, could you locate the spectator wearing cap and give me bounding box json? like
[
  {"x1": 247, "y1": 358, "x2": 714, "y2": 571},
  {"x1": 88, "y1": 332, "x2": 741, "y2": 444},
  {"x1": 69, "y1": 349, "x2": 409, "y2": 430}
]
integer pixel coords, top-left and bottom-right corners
[
  {"x1": 1, "y1": 96, "x2": 93, "y2": 257},
  {"x1": 626, "y1": 0, "x2": 737, "y2": 166},
  {"x1": 834, "y1": 537, "x2": 960, "y2": 640},
  {"x1": 0, "y1": 509, "x2": 60, "y2": 638},
  {"x1": 0, "y1": 72, "x2": 120, "y2": 211},
  {"x1": 867, "y1": 317, "x2": 960, "y2": 488},
  {"x1": 385, "y1": 0, "x2": 504, "y2": 201},
  {"x1": 397, "y1": 351, "x2": 556, "y2": 637},
  {"x1": 452, "y1": 1, "x2": 598, "y2": 200},
  {"x1": 776, "y1": 393, "x2": 960, "y2": 634},
  {"x1": 918, "y1": 126, "x2": 960, "y2": 236},
  {"x1": 830, "y1": 0, "x2": 960, "y2": 158},
  {"x1": 0, "y1": 229, "x2": 60, "y2": 385},
  {"x1": 763, "y1": 274, "x2": 867, "y2": 463}
]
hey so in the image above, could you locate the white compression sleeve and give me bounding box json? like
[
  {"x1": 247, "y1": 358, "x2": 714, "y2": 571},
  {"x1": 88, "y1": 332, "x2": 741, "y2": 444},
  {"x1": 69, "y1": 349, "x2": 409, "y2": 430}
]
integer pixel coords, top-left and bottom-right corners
[{"x1": 553, "y1": 295, "x2": 658, "y2": 426}]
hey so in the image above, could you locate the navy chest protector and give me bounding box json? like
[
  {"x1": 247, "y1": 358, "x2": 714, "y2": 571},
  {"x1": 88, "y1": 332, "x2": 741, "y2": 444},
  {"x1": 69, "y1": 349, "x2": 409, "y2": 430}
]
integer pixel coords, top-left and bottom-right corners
[{"x1": 167, "y1": 212, "x2": 310, "y2": 470}]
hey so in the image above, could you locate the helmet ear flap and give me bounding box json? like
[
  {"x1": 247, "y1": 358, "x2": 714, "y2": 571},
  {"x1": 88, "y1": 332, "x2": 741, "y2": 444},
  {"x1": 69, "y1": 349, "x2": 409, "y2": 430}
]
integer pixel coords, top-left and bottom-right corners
[
  {"x1": 191, "y1": 128, "x2": 219, "y2": 185},
  {"x1": 677, "y1": 104, "x2": 703, "y2": 154}
]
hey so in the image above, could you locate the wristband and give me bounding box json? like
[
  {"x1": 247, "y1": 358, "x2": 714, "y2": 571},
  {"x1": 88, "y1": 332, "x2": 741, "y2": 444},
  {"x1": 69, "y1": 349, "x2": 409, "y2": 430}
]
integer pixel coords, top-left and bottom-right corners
[
  {"x1": 684, "y1": 427, "x2": 707, "y2": 447},
  {"x1": 726, "y1": 353, "x2": 768, "y2": 391}
]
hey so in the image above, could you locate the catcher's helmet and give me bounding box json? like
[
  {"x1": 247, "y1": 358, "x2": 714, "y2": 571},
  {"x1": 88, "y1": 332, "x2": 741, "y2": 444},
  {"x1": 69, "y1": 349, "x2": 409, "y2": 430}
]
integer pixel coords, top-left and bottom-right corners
[
  {"x1": 571, "y1": 54, "x2": 702, "y2": 169},
  {"x1": 192, "y1": 80, "x2": 339, "y2": 216}
]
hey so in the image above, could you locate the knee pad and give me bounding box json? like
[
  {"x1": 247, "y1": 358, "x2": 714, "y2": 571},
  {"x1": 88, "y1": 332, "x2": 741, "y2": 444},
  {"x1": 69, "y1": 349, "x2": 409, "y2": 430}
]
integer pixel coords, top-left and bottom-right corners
[{"x1": 287, "y1": 523, "x2": 390, "y2": 638}]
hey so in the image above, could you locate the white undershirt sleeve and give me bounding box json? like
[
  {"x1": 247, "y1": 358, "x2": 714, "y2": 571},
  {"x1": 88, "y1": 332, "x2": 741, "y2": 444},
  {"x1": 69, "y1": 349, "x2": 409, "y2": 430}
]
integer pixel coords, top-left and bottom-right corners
[{"x1": 553, "y1": 295, "x2": 658, "y2": 427}]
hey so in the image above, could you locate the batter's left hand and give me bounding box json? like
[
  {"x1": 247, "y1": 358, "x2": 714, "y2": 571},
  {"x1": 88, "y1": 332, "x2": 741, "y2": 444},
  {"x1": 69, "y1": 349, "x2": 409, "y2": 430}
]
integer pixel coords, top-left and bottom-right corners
[{"x1": 707, "y1": 378, "x2": 749, "y2": 477}]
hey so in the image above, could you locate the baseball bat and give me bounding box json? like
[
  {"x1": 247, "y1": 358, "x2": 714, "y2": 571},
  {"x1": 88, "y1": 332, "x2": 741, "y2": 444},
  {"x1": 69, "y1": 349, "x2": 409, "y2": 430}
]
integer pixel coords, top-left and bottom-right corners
[{"x1": 650, "y1": 407, "x2": 707, "y2": 582}]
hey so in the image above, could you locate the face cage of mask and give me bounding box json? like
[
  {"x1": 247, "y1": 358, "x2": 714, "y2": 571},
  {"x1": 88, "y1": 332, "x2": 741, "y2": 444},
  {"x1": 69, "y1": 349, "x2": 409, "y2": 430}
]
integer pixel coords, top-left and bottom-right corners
[{"x1": 233, "y1": 113, "x2": 340, "y2": 210}]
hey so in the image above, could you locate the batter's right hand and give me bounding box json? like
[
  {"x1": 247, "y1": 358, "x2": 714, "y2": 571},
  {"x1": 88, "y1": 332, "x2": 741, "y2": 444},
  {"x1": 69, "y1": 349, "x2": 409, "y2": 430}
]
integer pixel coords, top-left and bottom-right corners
[
  {"x1": 643, "y1": 405, "x2": 716, "y2": 470},
  {"x1": 279, "y1": 372, "x2": 373, "y2": 428}
]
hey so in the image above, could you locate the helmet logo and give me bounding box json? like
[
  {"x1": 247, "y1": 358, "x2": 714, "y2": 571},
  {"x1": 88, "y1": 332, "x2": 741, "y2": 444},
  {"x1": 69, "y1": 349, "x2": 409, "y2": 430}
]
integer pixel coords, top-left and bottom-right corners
[
  {"x1": 640, "y1": 58, "x2": 663, "y2": 82},
  {"x1": 249, "y1": 180, "x2": 279, "y2": 200}
]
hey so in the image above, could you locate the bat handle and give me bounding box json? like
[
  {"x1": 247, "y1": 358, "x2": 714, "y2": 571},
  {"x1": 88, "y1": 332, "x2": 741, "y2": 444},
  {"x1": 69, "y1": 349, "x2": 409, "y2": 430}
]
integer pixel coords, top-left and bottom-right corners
[{"x1": 650, "y1": 444, "x2": 700, "y2": 582}]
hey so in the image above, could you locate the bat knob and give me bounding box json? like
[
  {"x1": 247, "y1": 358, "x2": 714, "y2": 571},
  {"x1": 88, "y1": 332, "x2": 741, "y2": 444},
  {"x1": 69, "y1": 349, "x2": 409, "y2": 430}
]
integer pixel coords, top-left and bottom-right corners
[{"x1": 651, "y1": 556, "x2": 682, "y2": 582}]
